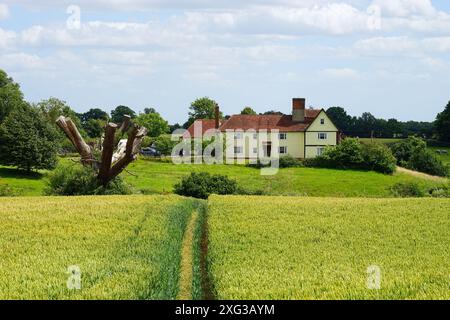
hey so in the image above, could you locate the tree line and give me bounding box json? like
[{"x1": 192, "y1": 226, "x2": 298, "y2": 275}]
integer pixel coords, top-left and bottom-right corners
[{"x1": 1, "y1": 67, "x2": 449, "y2": 172}]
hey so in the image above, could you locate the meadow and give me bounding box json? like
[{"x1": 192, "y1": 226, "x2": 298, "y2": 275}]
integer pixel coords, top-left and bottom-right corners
[
  {"x1": 0, "y1": 195, "x2": 199, "y2": 299},
  {"x1": 1, "y1": 158, "x2": 448, "y2": 198},
  {"x1": 207, "y1": 195, "x2": 450, "y2": 300}
]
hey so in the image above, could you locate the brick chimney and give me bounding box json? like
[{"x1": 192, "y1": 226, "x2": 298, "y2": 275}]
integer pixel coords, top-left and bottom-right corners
[
  {"x1": 215, "y1": 104, "x2": 220, "y2": 129},
  {"x1": 292, "y1": 98, "x2": 305, "y2": 122}
]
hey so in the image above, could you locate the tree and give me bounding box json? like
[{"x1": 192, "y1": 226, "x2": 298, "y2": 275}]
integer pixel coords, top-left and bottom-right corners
[
  {"x1": 84, "y1": 119, "x2": 106, "y2": 138},
  {"x1": 80, "y1": 108, "x2": 108, "y2": 124},
  {"x1": 0, "y1": 69, "x2": 25, "y2": 124},
  {"x1": 135, "y1": 112, "x2": 169, "y2": 137},
  {"x1": 111, "y1": 105, "x2": 136, "y2": 124},
  {"x1": 169, "y1": 123, "x2": 182, "y2": 133},
  {"x1": 435, "y1": 101, "x2": 450, "y2": 142},
  {"x1": 37, "y1": 97, "x2": 85, "y2": 140},
  {"x1": 261, "y1": 110, "x2": 283, "y2": 115},
  {"x1": 144, "y1": 107, "x2": 157, "y2": 114},
  {"x1": 0, "y1": 104, "x2": 59, "y2": 172},
  {"x1": 187, "y1": 97, "x2": 222, "y2": 127},
  {"x1": 56, "y1": 114, "x2": 147, "y2": 186},
  {"x1": 241, "y1": 107, "x2": 257, "y2": 115},
  {"x1": 326, "y1": 107, "x2": 352, "y2": 133}
]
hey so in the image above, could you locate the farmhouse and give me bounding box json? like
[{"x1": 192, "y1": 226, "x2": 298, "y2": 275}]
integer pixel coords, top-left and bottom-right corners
[{"x1": 185, "y1": 98, "x2": 340, "y2": 159}]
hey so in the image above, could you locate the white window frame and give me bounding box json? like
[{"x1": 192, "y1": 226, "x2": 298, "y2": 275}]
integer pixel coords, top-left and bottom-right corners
[
  {"x1": 279, "y1": 133, "x2": 287, "y2": 140},
  {"x1": 234, "y1": 132, "x2": 243, "y2": 140},
  {"x1": 253, "y1": 147, "x2": 258, "y2": 154},
  {"x1": 318, "y1": 132, "x2": 328, "y2": 140},
  {"x1": 280, "y1": 146, "x2": 288, "y2": 154},
  {"x1": 317, "y1": 147, "x2": 325, "y2": 156},
  {"x1": 253, "y1": 133, "x2": 258, "y2": 140},
  {"x1": 234, "y1": 146, "x2": 243, "y2": 154}
]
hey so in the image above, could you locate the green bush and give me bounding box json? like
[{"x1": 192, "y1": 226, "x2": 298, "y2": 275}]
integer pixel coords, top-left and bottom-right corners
[
  {"x1": 408, "y1": 150, "x2": 448, "y2": 177},
  {"x1": 390, "y1": 136, "x2": 426, "y2": 164},
  {"x1": 174, "y1": 172, "x2": 237, "y2": 199},
  {"x1": 45, "y1": 163, "x2": 132, "y2": 196},
  {"x1": 321, "y1": 138, "x2": 364, "y2": 169},
  {"x1": 308, "y1": 138, "x2": 396, "y2": 174},
  {"x1": 390, "y1": 182, "x2": 425, "y2": 198},
  {"x1": 279, "y1": 155, "x2": 304, "y2": 168},
  {"x1": 362, "y1": 143, "x2": 397, "y2": 175}
]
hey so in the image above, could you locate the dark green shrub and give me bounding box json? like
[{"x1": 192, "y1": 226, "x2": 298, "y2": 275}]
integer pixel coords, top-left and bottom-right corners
[
  {"x1": 279, "y1": 155, "x2": 303, "y2": 168},
  {"x1": 321, "y1": 138, "x2": 364, "y2": 169},
  {"x1": 362, "y1": 143, "x2": 397, "y2": 175},
  {"x1": 309, "y1": 138, "x2": 396, "y2": 174},
  {"x1": 408, "y1": 150, "x2": 448, "y2": 177},
  {"x1": 390, "y1": 136, "x2": 426, "y2": 164},
  {"x1": 45, "y1": 163, "x2": 132, "y2": 196},
  {"x1": 174, "y1": 172, "x2": 237, "y2": 199},
  {"x1": 390, "y1": 182, "x2": 425, "y2": 198}
]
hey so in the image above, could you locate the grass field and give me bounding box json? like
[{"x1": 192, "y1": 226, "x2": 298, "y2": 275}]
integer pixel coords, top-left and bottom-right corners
[
  {"x1": 207, "y1": 196, "x2": 450, "y2": 300},
  {"x1": 0, "y1": 195, "x2": 199, "y2": 299},
  {"x1": 125, "y1": 159, "x2": 447, "y2": 197},
  {"x1": 1, "y1": 158, "x2": 448, "y2": 197}
]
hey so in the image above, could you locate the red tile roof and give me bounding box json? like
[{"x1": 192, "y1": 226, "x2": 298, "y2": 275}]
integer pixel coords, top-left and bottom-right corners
[
  {"x1": 219, "y1": 109, "x2": 322, "y2": 132},
  {"x1": 183, "y1": 119, "x2": 223, "y2": 138},
  {"x1": 183, "y1": 109, "x2": 323, "y2": 137}
]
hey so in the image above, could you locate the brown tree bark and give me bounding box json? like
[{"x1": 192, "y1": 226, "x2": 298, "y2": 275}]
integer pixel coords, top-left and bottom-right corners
[
  {"x1": 56, "y1": 115, "x2": 147, "y2": 186},
  {"x1": 56, "y1": 116, "x2": 94, "y2": 167},
  {"x1": 98, "y1": 123, "x2": 118, "y2": 186}
]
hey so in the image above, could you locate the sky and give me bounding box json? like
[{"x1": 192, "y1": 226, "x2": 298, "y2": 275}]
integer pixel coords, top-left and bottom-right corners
[{"x1": 1, "y1": 0, "x2": 450, "y2": 123}]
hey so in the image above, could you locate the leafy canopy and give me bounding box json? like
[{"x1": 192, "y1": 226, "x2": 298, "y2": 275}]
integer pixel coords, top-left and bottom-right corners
[
  {"x1": 0, "y1": 104, "x2": 59, "y2": 171},
  {"x1": 435, "y1": 101, "x2": 450, "y2": 142},
  {"x1": 135, "y1": 111, "x2": 169, "y2": 137},
  {"x1": 111, "y1": 105, "x2": 136, "y2": 124},
  {"x1": 186, "y1": 97, "x2": 222, "y2": 127},
  {"x1": 241, "y1": 107, "x2": 257, "y2": 115},
  {"x1": 0, "y1": 69, "x2": 25, "y2": 124}
]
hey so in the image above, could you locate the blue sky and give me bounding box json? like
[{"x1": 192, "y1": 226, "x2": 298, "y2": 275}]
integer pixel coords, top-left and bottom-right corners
[{"x1": 1, "y1": 0, "x2": 450, "y2": 123}]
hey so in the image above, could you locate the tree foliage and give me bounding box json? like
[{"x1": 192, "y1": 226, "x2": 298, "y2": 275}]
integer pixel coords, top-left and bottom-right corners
[
  {"x1": 435, "y1": 101, "x2": 450, "y2": 142},
  {"x1": 0, "y1": 104, "x2": 59, "y2": 171},
  {"x1": 0, "y1": 69, "x2": 25, "y2": 124},
  {"x1": 186, "y1": 97, "x2": 222, "y2": 128},
  {"x1": 326, "y1": 106, "x2": 434, "y2": 139},
  {"x1": 241, "y1": 107, "x2": 257, "y2": 115},
  {"x1": 111, "y1": 105, "x2": 136, "y2": 124},
  {"x1": 135, "y1": 111, "x2": 169, "y2": 137}
]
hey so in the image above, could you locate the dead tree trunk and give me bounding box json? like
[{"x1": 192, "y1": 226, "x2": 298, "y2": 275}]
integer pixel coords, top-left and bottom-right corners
[
  {"x1": 56, "y1": 115, "x2": 148, "y2": 186},
  {"x1": 56, "y1": 116, "x2": 94, "y2": 167}
]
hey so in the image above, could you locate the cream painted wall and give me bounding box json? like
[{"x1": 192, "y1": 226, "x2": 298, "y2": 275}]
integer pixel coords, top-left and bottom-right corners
[
  {"x1": 305, "y1": 131, "x2": 337, "y2": 146},
  {"x1": 307, "y1": 110, "x2": 338, "y2": 131}
]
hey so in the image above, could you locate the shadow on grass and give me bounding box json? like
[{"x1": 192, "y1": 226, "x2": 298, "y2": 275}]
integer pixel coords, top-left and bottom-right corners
[{"x1": 0, "y1": 167, "x2": 44, "y2": 180}]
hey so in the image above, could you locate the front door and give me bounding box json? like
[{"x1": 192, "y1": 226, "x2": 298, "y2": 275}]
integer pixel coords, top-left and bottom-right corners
[{"x1": 263, "y1": 142, "x2": 272, "y2": 158}]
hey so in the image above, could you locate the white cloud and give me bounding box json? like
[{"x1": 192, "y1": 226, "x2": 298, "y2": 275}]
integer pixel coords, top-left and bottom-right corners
[
  {"x1": 0, "y1": 4, "x2": 9, "y2": 19},
  {"x1": 371, "y1": 0, "x2": 437, "y2": 18},
  {"x1": 354, "y1": 36, "x2": 450, "y2": 56},
  {"x1": 321, "y1": 68, "x2": 360, "y2": 79},
  {"x1": 0, "y1": 52, "x2": 44, "y2": 70}
]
